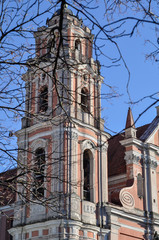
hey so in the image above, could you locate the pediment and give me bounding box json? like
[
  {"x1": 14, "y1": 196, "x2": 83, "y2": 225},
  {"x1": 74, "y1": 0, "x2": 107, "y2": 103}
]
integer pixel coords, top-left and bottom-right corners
[
  {"x1": 145, "y1": 126, "x2": 159, "y2": 146},
  {"x1": 140, "y1": 117, "x2": 159, "y2": 146}
]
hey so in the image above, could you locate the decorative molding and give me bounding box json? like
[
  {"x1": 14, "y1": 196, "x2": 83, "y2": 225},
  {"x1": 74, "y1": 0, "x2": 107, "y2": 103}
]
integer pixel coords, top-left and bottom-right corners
[
  {"x1": 64, "y1": 128, "x2": 78, "y2": 140},
  {"x1": 97, "y1": 140, "x2": 108, "y2": 152},
  {"x1": 143, "y1": 156, "x2": 157, "y2": 169},
  {"x1": 124, "y1": 152, "x2": 141, "y2": 165},
  {"x1": 82, "y1": 201, "x2": 96, "y2": 225},
  {"x1": 29, "y1": 130, "x2": 51, "y2": 142},
  {"x1": 83, "y1": 202, "x2": 96, "y2": 214},
  {"x1": 119, "y1": 189, "x2": 135, "y2": 209},
  {"x1": 30, "y1": 138, "x2": 47, "y2": 151},
  {"x1": 101, "y1": 145, "x2": 108, "y2": 152},
  {"x1": 80, "y1": 139, "x2": 96, "y2": 154}
]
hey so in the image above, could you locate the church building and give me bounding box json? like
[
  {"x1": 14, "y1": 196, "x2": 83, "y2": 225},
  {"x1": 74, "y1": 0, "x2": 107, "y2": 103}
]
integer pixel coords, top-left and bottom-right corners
[{"x1": 0, "y1": 6, "x2": 159, "y2": 240}]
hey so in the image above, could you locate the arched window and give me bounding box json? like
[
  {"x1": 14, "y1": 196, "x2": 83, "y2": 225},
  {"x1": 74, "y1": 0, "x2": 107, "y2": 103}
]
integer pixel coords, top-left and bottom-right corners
[
  {"x1": 33, "y1": 148, "x2": 45, "y2": 198},
  {"x1": 83, "y1": 149, "x2": 94, "y2": 202},
  {"x1": 75, "y1": 39, "x2": 81, "y2": 51},
  {"x1": 39, "y1": 86, "x2": 48, "y2": 112},
  {"x1": 81, "y1": 87, "x2": 89, "y2": 113}
]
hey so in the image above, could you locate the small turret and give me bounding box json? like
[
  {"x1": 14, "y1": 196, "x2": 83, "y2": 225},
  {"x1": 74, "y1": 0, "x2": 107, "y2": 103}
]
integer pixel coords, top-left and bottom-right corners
[{"x1": 125, "y1": 107, "x2": 136, "y2": 138}]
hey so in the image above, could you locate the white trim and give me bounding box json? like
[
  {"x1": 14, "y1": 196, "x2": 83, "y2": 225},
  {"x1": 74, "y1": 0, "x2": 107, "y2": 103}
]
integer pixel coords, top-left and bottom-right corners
[
  {"x1": 119, "y1": 222, "x2": 145, "y2": 233},
  {"x1": 146, "y1": 143, "x2": 159, "y2": 153},
  {"x1": 17, "y1": 125, "x2": 106, "y2": 148},
  {"x1": 30, "y1": 138, "x2": 47, "y2": 150},
  {"x1": 9, "y1": 219, "x2": 108, "y2": 235},
  {"x1": 29, "y1": 131, "x2": 51, "y2": 142},
  {"x1": 109, "y1": 206, "x2": 147, "y2": 224},
  {"x1": 0, "y1": 205, "x2": 14, "y2": 211}
]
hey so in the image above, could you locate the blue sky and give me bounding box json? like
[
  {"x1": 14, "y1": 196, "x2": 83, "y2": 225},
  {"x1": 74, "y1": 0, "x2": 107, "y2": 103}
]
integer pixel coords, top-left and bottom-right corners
[
  {"x1": 84, "y1": 1, "x2": 159, "y2": 135},
  {"x1": 101, "y1": 24, "x2": 159, "y2": 134}
]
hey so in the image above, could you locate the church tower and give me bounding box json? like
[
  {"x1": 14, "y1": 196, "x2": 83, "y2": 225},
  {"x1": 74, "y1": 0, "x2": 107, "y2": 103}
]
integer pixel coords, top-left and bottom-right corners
[{"x1": 10, "y1": 6, "x2": 110, "y2": 240}]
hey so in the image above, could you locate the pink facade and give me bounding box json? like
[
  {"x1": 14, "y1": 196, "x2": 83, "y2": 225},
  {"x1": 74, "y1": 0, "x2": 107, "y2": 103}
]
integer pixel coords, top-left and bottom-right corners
[{"x1": 108, "y1": 107, "x2": 159, "y2": 239}]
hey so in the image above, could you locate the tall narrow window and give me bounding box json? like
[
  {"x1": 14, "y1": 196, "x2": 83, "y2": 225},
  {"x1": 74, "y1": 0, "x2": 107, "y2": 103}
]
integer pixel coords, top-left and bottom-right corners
[
  {"x1": 75, "y1": 39, "x2": 82, "y2": 61},
  {"x1": 47, "y1": 38, "x2": 55, "y2": 57},
  {"x1": 137, "y1": 173, "x2": 143, "y2": 199},
  {"x1": 75, "y1": 39, "x2": 81, "y2": 51},
  {"x1": 83, "y1": 150, "x2": 90, "y2": 201},
  {"x1": 81, "y1": 88, "x2": 89, "y2": 113},
  {"x1": 39, "y1": 86, "x2": 48, "y2": 112},
  {"x1": 33, "y1": 148, "x2": 45, "y2": 198}
]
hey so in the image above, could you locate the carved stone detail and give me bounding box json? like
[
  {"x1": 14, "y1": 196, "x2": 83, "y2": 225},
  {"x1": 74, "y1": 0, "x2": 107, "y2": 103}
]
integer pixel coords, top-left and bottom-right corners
[
  {"x1": 82, "y1": 201, "x2": 96, "y2": 225},
  {"x1": 119, "y1": 190, "x2": 135, "y2": 209},
  {"x1": 30, "y1": 138, "x2": 47, "y2": 151},
  {"x1": 143, "y1": 156, "x2": 157, "y2": 169},
  {"x1": 67, "y1": 131, "x2": 78, "y2": 140},
  {"x1": 102, "y1": 146, "x2": 107, "y2": 152},
  {"x1": 83, "y1": 203, "x2": 96, "y2": 214},
  {"x1": 80, "y1": 139, "x2": 96, "y2": 155},
  {"x1": 124, "y1": 152, "x2": 140, "y2": 165},
  {"x1": 64, "y1": 128, "x2": 78, "y2": 141},
  {"x1": 99, "y1": 144, "x2": 108, "y2": 152}
]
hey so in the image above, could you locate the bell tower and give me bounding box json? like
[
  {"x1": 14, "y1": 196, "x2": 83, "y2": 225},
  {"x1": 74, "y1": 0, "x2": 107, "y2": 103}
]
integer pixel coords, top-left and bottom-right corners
[{"x1": 10, "y1": 6, "x2": 110, "y2": 240}]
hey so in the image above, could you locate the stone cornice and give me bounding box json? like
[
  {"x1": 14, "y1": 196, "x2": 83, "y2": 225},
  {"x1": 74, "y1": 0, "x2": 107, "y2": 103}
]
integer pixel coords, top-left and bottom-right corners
[
  {"x1": 72, "y1": 118, "x2": 110, "y2": 139},
  {"x1": 0, "y1": 204, "x2": 14, "y2": 211},
  {"x1": 9, "y1": 218, "x2": 108, "y2": 235},
  {"x1": 15, "y1": 121, "x2": 52, "y2": 137},
  {"x1": 15, "y1": 115, "x2": 66, "y2": 137},
  {"x1": 120, "y1": 138, "x2": 142, "y2": 147},
  {"x1": 105, "y1": 205, "x2": 146, "y2": 224},
  {"x1": 146, "y1": 143, "x2": 159, "y2": 154}
]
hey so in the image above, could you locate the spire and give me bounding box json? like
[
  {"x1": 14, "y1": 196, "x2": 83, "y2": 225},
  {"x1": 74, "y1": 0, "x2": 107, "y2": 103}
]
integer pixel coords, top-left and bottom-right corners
[
  {"x1": 125, "y1": 107, "x2": 135, "y2": 129},
  {"x1": 125, "y1": 107, "x2": 136, "y2": 139}
]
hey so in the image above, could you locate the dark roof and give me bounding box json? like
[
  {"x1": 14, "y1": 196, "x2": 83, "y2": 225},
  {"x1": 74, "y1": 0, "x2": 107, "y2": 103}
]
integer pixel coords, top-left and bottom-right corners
[
  {"x1": 108, "y1": 133, "x2": 126, "y2": 177},
  {"x1": 136, "y1": 123, "x2": 150, "y2": 139},
  {"x1": 108, "y1": 124, "x2": 150, "y2": 177},
  {"x1": 0, "y1": 168, "x2": 17, "y2": 206}
]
